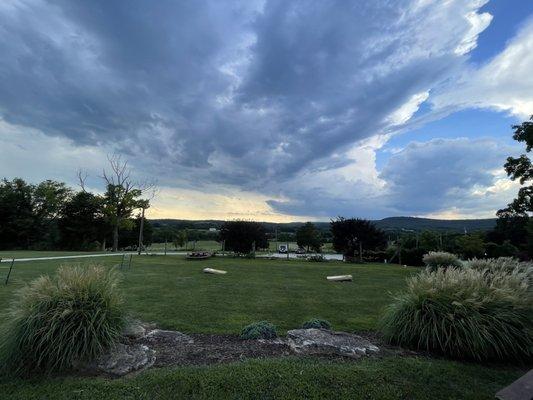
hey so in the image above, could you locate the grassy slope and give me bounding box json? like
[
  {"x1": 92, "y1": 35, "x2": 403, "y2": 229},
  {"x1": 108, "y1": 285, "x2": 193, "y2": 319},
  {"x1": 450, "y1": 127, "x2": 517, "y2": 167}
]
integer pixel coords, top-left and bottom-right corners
[{"x1": 0, "y1": 252, "x2": 525, "y2": 399}]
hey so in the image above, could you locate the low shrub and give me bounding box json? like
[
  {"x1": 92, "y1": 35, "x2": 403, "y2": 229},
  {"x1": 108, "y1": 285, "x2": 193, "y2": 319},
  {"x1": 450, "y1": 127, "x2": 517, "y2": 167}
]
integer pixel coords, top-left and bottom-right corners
[
  {"x1": 380, "y1": 268, "x2": 532, "y2": 361},
  {"x1": 301, "y1": 318, "x2": 332, "y2": 330},
  {"x1": 0, "y1": 264, "x2": 126, "y2": 375},
  {"x1": 240, "y1": 321, "x2": 277, "y2": 340},
  {"x1": 422, "y1": 251, "x2": 462, "y2": 271}
]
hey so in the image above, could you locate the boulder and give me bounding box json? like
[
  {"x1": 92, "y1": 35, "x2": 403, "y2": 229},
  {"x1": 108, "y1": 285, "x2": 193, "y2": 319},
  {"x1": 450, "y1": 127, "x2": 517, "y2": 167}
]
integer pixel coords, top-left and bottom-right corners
[
  {"x1": 286, "y1": 328, "x2": 379, "y2": 358},
  {"x1": 91, "y1": 343, "x2": 156, "y2": 376},
  {"x1": 122, "y1": 320, "x2": 147, "y2": 339}
]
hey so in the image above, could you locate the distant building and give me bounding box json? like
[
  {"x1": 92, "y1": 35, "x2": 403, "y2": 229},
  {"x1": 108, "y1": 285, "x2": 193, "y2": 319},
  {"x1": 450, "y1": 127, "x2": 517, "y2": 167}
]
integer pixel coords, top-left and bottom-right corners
[{"x1": 209, "y1": 227, "x2": 218, "y2": 232}]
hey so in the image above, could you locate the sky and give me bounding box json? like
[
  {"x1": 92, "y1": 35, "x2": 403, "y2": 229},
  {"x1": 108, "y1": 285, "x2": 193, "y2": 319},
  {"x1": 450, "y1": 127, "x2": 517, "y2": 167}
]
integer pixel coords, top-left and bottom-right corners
[{"x1": 0, "y1": 0, "x2": 532, "y2": 222}]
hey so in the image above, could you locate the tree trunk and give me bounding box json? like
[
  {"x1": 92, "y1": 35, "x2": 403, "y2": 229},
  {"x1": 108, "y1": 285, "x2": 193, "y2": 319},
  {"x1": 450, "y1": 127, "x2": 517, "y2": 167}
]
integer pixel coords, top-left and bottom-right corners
[
  {"x1": 113, "y1": 224, "x2": 119, "y2": 252},
  {"x1": 138, "y1": 208, "x2": 145, "y2": 255}
]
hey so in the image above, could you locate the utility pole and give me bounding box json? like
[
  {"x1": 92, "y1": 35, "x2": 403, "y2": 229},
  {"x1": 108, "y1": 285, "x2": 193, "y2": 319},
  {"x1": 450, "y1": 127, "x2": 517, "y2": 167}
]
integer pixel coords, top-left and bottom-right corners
[{"x1": 137, "y1": 206, "x2": 145, "y2": 255}]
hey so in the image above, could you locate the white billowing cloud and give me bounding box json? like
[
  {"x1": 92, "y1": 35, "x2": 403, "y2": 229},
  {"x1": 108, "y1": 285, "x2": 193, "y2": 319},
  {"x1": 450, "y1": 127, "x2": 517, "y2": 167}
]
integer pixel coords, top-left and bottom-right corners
[
  {"x1": 379, "y1": 138, "x2": 520, "y2": 217},
  {"x1": 433, "y1": 18, "x2": 533, "y2": 118},
  {"x1": 387, "y1": 91, "x2": 430, "y2": 125},
  {"x1": 455, "y1": 5, "x2": 493, "y2": 55}
]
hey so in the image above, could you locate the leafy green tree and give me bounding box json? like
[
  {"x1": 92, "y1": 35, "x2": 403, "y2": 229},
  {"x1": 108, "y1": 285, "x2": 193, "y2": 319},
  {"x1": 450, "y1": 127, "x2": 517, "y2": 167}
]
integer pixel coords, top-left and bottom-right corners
[
  {"x1": 0, "y1": 178, "x2": 34, "y2": 249},
  {"x1": 32, "y1": 180, "x2": 71, "y2": 248},
  {"x1": 296, "y1": 222, "x2": 323, "y2": 252},
  {"x1": 330, "y1": 217, "x2": 386, "y2": 257},
  {"x1": 173, "y1": 230, "x2": 188, "y2": 249},
  {"x1": 58, "y1": 191, "x2": 106, "y2": 250},
  {"x1": 494, "y1": 117, "x2": 533, "y2": 258},
  {"x1": 498, "y1": 117, "x2": 532, "y2": 216},
  {"x1": 455, "y1": 234, "x2": 485, "y2": 259},
  {"x1": 219, "y1": 221, "x2": 268, "y2": 254}
]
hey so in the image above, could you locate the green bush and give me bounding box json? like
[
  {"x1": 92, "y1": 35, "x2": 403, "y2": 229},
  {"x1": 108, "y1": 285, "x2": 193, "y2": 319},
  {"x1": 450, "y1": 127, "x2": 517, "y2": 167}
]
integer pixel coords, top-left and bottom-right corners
[
  {"x1": 240, "y1": 321, "x2": 277, "y2": 340},
  {"x1": 380, "y1": 268, "x2": 532, "y2": 361},
  {"x1": 422, "y1": 251, "x2": 462, "y2": 271},
  {"x1": 301, "y1": 318, "x2": 332, "y2": 330},
  {"x1": 0, "y1": 264, "x2": 126, "y2": 375}
]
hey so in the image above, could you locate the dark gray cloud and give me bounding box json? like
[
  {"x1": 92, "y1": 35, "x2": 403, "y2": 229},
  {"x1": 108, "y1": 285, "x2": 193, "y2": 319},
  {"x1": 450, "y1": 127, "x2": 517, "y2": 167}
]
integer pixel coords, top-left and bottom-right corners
[{"x1": 0, "y1": 0, "x2": 515, "y2": 218}]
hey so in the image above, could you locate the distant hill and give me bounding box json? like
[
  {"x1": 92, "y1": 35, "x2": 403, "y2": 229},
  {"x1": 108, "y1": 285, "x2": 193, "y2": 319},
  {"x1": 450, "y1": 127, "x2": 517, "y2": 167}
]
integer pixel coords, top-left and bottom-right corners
[
  {"x1": 150, "y1": 216, "x2": 497, "y2": 233},
  {"x1": 373, "y1": 217, "x2": 496, "y2": 233}
]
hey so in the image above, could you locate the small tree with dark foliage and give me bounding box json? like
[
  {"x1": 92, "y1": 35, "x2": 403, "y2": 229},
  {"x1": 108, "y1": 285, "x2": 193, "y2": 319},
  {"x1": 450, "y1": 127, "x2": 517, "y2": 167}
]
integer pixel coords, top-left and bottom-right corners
[
  {"x1": 296, "y1": 222, "x2": 323, "y2": 252},
  {"x1": 219, "y1": 220, "x2": 268, "y2": 254},
  {"x1": 331, "y1": 217, "x2": 386, "y2": 258}
]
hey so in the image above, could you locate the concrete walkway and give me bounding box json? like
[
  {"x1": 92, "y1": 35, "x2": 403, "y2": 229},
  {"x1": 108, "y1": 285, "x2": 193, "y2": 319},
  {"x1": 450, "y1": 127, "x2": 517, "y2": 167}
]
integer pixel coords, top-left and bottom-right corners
[{"x1": 0, "y1": 252, "x2": 188, "y2": 263}]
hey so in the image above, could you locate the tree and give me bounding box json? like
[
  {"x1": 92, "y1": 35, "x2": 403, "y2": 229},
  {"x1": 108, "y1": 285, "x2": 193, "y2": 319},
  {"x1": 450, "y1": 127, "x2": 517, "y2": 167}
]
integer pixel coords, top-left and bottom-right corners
[
  {"x1": 330, "y1": 217, "x2": 386, "y2": 257},
  {"x1": 455, "y1": 234, "x2": 485, "y2": 259},
  {"x1": 296, "y1": 222, "x2": 323, "y2": 252},
  {"x1": 58, "y1": 191, "x2": 106, "y2": 250},
  {"x1": 96, "y1": 155, "x2": 154, "y2": 252},
  {"x1": 494, "y1": 117, "x2": 533, "y2": 258},
  {"x1": 498, "y1": 117, "x2": 533, "y2": 217},
  {"x1": 219, "y1": 221, "x2": 268, "y2": 254},
  {"x1": 0, "y1": 178, "x2": 34, "y2": 249},
  {"x1": 173, "y1": 230, "x2": 188, "y2": 249},
  {"x1": 32, "y1": 180, "x2": 71, "y2": 248}
]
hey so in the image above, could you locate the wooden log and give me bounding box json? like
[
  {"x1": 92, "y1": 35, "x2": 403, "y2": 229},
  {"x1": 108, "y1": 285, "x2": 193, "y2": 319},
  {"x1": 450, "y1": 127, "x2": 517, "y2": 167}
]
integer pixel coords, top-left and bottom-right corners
[
  {"x1": 326, "y1": 274, "x2": 352, "y2": 282},
  {"x1": 203, "y1": 268, "x2": 227, "y2": 275}
]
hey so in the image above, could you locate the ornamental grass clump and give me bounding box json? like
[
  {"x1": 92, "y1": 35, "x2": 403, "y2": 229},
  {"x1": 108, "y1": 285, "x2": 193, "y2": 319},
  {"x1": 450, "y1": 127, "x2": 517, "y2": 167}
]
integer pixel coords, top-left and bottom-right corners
[
  {"x1": 422, "y1": 251, "x2": 462, "y2": 272},
  {"x1": 0, "y1": 264, "x2": 126, "y2": 376},
  {"x1": 380, "y1": 268, "x2": 532, "y2": 361}
]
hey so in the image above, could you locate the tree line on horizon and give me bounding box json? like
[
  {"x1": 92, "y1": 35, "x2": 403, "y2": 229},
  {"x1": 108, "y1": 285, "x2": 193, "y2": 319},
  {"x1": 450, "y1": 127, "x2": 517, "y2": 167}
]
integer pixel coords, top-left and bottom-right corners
[{"x1": 1, "y1": 118, "x2": 531, "y2": 259}]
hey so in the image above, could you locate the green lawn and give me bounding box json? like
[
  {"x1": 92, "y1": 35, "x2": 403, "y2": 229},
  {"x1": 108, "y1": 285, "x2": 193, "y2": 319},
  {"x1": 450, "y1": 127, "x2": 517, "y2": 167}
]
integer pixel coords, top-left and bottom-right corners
[{"x1": 0, "y1": 252, "x2": 526, "y2": 399}]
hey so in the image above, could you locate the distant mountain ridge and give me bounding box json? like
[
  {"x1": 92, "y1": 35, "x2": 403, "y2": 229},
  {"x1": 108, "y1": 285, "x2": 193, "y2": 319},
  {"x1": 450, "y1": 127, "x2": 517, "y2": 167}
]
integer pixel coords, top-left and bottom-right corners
[{"x1": 151, "y1": 216, "x2": 497, "y2": 233}]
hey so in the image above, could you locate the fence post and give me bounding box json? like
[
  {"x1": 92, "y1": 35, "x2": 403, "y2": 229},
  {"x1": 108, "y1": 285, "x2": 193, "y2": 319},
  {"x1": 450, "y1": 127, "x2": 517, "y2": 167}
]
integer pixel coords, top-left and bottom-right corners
[
  {"x1": 5, "y1": 258, "x2": 15, "y2": 285},
  {"x1": 128, "y1": 254, "x2": 133, "y2": 269}
]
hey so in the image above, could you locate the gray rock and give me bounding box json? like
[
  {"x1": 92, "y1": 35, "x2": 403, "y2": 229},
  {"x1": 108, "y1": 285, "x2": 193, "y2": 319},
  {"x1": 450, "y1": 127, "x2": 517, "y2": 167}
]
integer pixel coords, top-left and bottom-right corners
[
  {"x1": 143, "y1": 329, "x2": 194, "y2": 345},
  {"x1": 92, "y1": 343, "x2": 156, "y2": 376},
  {"x1": 122, "y1": 320, "x2": 147, "y2": 339},
  {"x1": 286, "y1": 328, "x2": 379, "y2": 358}
]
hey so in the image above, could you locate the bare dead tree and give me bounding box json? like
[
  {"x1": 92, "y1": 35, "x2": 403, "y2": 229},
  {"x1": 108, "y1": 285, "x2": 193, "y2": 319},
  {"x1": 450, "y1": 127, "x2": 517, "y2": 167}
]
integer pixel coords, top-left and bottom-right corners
[
  {"x1": 76, "y1": 169, "x2": 89, "y2": 192},
  {"x1": 99, "y1": 154, "x2": 157, "y2": 252}
]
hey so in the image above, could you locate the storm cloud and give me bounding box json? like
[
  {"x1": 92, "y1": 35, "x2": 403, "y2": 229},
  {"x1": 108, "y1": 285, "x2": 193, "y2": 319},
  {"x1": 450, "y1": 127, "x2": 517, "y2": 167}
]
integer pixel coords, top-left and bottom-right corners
[{"x1": 0, "y1": 0, "x2": 530, "y2": 219}]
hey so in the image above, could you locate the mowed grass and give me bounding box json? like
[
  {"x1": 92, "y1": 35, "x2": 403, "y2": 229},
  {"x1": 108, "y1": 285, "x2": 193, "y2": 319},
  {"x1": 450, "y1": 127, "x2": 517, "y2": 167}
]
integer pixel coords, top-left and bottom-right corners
[
  {"x1": 0, "y1": 252, "x2": 526, "y2": 399},
  {"x1": 0, "y1": 357, "x2": 522, "y2": 400},
  {"x1": 0, "y1": 254, "x2": 414, "y2": 333}
]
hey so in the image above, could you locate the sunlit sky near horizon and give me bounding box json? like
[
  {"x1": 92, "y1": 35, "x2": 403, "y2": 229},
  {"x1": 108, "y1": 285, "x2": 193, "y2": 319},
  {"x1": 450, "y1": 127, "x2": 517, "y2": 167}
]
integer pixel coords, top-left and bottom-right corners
[{"x1": 0, "y1": 0, "x2": 532, "y2": 222}]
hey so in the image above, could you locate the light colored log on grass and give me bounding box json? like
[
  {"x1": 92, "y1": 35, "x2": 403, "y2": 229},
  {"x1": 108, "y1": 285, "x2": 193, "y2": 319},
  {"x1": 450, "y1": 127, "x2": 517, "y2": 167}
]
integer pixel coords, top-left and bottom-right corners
[
  {"x1": 326, "y1": 274, "x2": 352, "y2": 282},
  {"x1": 203, "y1": 268, "x2": 227, "y2": 275}
]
